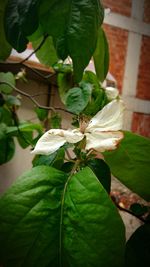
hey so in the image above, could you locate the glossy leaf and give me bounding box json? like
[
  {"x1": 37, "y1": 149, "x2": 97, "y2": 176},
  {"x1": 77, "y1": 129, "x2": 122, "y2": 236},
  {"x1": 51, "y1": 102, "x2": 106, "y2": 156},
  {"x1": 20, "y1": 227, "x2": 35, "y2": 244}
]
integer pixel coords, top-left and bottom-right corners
[
  {"x1": 87, "y1": 158, "x2": 111, "y2": 193},
  {"x1": 0, "y1": 166, "x2": 68, "y2": 266},
  {"x1": 0, "y1": 166, "x2": 125, "y2": 267},
  {"x1": 66, "y1": 82, "x2": 92, "y2": 114},
  {"x1": 125, "y1": 224, "x2": 150, "y2": 267},
  {"x1": 4, "y1": 0, "x2": 28, "y2": 52},
  {"x1": 32, "y1": 36, "x2": 58, "y2": 67},
  {"x1": 93, "y1": 27, "x2": 109, "y2": 82},
  {"x1": 0, "y1": 0, "x2": 12, "y2": 60},
  {"x1": 0, "y1": 136, "x2": 15, "y2": 164},
  {"x1": 17, "y1": 0, "x2": 40, "y2": 36},
  {"x1": 103, "y1": 131, "x2": 150, "y2": 201},
  {"x1": 39, "y1": 0, "x2": 104, "y2": 81},
  {"x1": 0, "y1": 72, "x2": 15, "y2": 94}
]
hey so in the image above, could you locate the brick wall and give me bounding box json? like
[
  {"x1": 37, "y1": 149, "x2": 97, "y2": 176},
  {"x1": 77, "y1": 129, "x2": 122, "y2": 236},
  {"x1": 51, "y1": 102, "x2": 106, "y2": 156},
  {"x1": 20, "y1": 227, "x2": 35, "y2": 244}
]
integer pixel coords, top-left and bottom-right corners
[
  {"x1": 102, "y1": 0, "x2": 132, "y2": 17},
  {"x1": 143, "y1": 0, "x2": 150, "y2": 23},
  {"x1": 132, "y1": 113, "x2": 150, "y2": 138},
  {"x1": 136, "y1": 35, "x2": 150, "y2": 100},
  {"x1": 103, "y1": 24, "x2": 128, "y2": 92}
]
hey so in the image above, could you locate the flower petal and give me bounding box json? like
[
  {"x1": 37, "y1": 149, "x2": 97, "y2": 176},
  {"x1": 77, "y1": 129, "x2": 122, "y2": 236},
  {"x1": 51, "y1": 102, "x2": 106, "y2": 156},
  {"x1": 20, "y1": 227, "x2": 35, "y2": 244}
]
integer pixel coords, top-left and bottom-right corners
[
  {"x1": 105, "y1": 86, "x2": 119, "y2": 100},
  {"x1": 32, "y1": 129, "x2": 83, "y2": 155},
  {"x1": 86, "y1": 99, "x2": 124, "y2": 132},
  {"x1": 85, "y1": 131, "x2": 124, "y2": 152}
]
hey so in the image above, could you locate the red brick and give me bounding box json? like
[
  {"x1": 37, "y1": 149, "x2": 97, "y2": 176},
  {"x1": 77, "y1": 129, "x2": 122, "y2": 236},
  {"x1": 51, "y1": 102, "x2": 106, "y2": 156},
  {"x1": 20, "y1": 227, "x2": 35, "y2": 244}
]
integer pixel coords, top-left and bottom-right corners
[
  {"x1": 143, "y1": 0, "x2": 150, "y2": 23},
  {"x1": 103, "y1": 24, "x2": 128, "y2": 92},
  {"x1": 102, "y1": 0, "x2": 132, "y2": 17},
  {"x1": 132, "y1": 113, "x2": 150, "y2": 138},
  {"x1": 136, "y1": 36, "x2": 150, "y2": 100}
]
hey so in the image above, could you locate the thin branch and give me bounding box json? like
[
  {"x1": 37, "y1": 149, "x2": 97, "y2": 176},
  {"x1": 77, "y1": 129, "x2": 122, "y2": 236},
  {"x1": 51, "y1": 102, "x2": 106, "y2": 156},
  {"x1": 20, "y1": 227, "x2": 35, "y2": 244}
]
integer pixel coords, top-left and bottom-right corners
[
  {"x1": 20, "y1": 34, "x2": 49, "y2": 64},
  {"x1": 116, "y1": 203, "x2": 148, "y2": 224},
  {"x1": 0, "y1": 81, "x2": 73, "y2": 114}
]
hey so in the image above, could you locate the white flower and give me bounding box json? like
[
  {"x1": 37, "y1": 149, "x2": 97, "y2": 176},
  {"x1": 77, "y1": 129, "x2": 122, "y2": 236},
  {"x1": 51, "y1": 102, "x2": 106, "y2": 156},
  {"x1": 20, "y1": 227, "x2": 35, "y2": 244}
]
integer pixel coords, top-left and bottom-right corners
[
  {"x1": 105, "y1": 86, "x2": 119, "y2": 101},
  {"x1": 31, "y1": 99, "x2": 124, "y2": 155}
]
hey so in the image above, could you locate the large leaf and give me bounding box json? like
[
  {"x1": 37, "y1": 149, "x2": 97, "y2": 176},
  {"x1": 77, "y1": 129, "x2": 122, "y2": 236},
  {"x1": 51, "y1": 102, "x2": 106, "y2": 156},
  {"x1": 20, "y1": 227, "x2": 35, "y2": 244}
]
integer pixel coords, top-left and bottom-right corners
[
  {"x1": 125, "y1": 224, "x2": 150, "y2": 267},
  {"x1": 103, "y1": 131, "x2": 150, "y2": 201},
  {"x1": 0, "y1": 0, "x2": 12, "y2": 60},
  {"x1": 66, "y1": 82, "x2": 92, "y2": 114},
  {"x1": 0, "y1": 166, "x2": 125, "y2": 267},
  {"x1": 32, "y1": 36, "x2": 58, "y2": 67},
  {"x1": 4, "y1": 0, "x2": 28, "y2": 51},
  {"x1": 39, "y1": 0, "x2": 104, "y2": 81},
  {"x1": 93, "y1": 27, "x2": 109, "y2": 82}
]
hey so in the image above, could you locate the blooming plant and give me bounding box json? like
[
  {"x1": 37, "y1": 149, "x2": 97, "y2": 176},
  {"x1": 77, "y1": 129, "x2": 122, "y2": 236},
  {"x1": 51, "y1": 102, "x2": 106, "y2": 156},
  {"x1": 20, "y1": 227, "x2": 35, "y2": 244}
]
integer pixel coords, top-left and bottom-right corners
[{"x1": 0, "y1": 1, "x2": 150, "y2": 267}]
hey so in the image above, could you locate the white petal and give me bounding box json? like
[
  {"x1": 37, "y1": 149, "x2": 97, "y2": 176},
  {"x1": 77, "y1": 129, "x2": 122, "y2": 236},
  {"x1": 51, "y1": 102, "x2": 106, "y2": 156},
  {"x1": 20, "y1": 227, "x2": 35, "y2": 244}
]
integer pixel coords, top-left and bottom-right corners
[
  {"x1": 86, "y1": 99, "x2": 124, "y2": 132},
  {"x1": 32, "y1": 129, "x2": 83, "y2": 155},
  {"x1": 85, "y1": 131, "x2": 124, "y2": 152},
  {"x1": 105, "y1": 86, "x2": 119, "y2": 100}
]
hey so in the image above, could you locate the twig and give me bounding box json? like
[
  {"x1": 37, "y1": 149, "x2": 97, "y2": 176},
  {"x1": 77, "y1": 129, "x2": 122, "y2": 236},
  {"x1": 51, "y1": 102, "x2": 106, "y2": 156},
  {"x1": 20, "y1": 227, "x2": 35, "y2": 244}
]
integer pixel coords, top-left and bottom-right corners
[
  {"x1": 20, "y1": 35, "x2": 49, "y2": 64},
  {"x1": 0, "y1": 81, "x2": 73, "y2": 114},
  {"x1": 116, "y1": 203, "x2": 148, "y2": 224}
]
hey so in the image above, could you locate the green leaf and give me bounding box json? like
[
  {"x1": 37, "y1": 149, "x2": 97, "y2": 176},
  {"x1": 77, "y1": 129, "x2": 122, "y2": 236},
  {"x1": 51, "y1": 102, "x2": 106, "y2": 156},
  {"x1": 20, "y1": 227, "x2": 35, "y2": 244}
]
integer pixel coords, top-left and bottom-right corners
[
  {"x1": 0, "y1": 166, "x2": 125, "y2": 267},
  {"x1": 87, "y1": 158, "x2": 111, "y2": 193},
  {"x1": 4, "y1": 0, "x2": 28, "y2": 52},
  {"x1": 0, "y1": 0, "x2": 12, "y2": 60},
  {"x1": 0, "y1": 106, "x2": 13, "y2": 125},
  {"x1": 35, "y1": 107, "x2": 48, "y2": 121},
  {"x1": 0, "y1": 72, "x2": 15, "y2": 94},
  {"x1": 130, "y1": 203, "x2": 148, "y2": 216},
  {"x1": 17, "y1": 0, "x2": 40, "y2": 36},
  {"x1": 32, "y1": 148, "x2": 65, "y2": 170},
  {"x1": 0, "y1": 136, "x2": 15, "y2": 164},
  {"x1": 7, "y1": 122, "x2": 43, "y2": 136},
  {"x1": 66, "y1": 82, "x2": 92, "y2": 114},
  {"x1": 32, "y1": 36, "x2": 58, "y2": 67},
  {"x1": 103, "y1": 131, "x2": 150, "y2": 201},
  {"x1": 0, "y1": 166, "x2": 68, "y2": 266},
  {"x1": 39, "y1": 0, "x2": 104, "y2": 81},
  {"x1": 4, "y1": 95, "x2": 21, "y2": 106},
  {"x1": 57, "y1": 72, "x2": 74, "y2": 104},
  {"x1": 93, "y1": 27, "x2": 109, "y2": 82},
  {"x1": 0, "y1": 122, "x2": 7, "y2": 139},
  {"x1": 125, "y1": 224, "x2": 150, "y2": 267},
  {"x1": 50, "y1": 112, "x2": 62, "y2": 129}
]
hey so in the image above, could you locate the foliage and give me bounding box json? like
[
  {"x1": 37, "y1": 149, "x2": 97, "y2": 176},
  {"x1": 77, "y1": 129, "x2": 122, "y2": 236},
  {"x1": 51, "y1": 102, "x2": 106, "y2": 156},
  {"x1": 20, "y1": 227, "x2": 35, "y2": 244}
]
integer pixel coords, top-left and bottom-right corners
[{"x1": 0, "y1": 1, "x2": 150, "y2": 267}]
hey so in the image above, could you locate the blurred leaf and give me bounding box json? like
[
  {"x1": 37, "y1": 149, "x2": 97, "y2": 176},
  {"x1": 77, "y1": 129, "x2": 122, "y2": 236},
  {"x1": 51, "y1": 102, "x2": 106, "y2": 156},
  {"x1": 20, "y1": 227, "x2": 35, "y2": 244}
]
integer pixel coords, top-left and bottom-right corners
[
  {"x1": 0, "y1": 0, "x2": 12, "y2": 60},
  {"x1": 35, "y1": 107, "x2": 48, "y2": 121},
  {"x1": 0, "y1": 106, "x2": 13, "y2": 125},
  {"x1": 87, "y1": 158, "x2": 111, "y2": 193},
  {"x1": 93, "y1": 27, "x2": 109, "y2": 82},
  {"x1": 0, "y1": 122, "x2": 7, "y2": 139},
  {"x1": 103, "y1": 131, "x2": 150, "y2": 201},
  {"x1": 66, "y1": 82, "x2": 92, "y2": 114},
  {"x1": 5, "y1": 95, "x2": 21, "y2": 106},
  {"x1": 57, "y1": 72, "x2": 74, "y2": 104},
  {"x1": 32, "y1": 36, "x2": 58, "y2": 66},
  {"x1": 0, "y1": 72, "x2": 15, "y2": 94},
  {"x1": 125, "y1": 224, "x2": 150, "y2": 267},
  {"x1": 50, "y1": 112, "x2": 62, "y2": 129},
  {"x1": 130, "y1": 203, "x2": 148, "y2": 216}
]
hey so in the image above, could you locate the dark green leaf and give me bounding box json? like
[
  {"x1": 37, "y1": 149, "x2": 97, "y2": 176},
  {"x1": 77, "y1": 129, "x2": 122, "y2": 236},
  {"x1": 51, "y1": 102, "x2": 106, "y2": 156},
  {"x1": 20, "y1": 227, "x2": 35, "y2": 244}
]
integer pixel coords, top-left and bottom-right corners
[
  {"x1": 103, "y1": 131, "x2": 150, "y2": 201},
  {"x1": 0, "y1": 136, "x2": 15, "y2": 164},
  {"x1": 4, "y1": 0, "x2": 28, "y2": 52},
  {"x1": 130, "y1": 203, "x2": 148, "y2": 216},
  {"x1": 39, "y1": 0, "x2": 104, "y2": 81},
  {"x1": 0, "y1": 106, "x2": 13, "y2": 125},
  {"x1": 0, "y1": 122, "x2": 7, "y2": 139},
  {"x1": 17, "y1": 131, "x2": 33, "y2": 148},
  {"x1": 17, "y1": 0, "x2": 40, "y2": 36},
  {"x1": 35, "y1": 107, "x2": 48, "y2": 121},
  {"x1": 0, "y1": 166, "x2": 68, "y2": 266},
  {"x1": 0, "y1": 0, "x2": 12, "y2": 60},
  {"x1": 125, "y1": 224, "x2": 150, "y2": 267},
  {"x1": 32, "y1": 36, "x2": 58, "y2": 67},
  {"x1": 32, "y1": 148, "x2": 65, "y2": 170},
  {"x1": 87, "y1": 158, "x2": 111, "y2": 193},
  {"x1": 93, "y1": 27, "x2": 109, "y2": 82},
  {"x1": 0, "y1": 72, "x2": 15, "y2": 94},
  {"x1": 50, "y1": 112, "x2": 62, "y2": 129},
  {"x1": 57, "y1": 72, "x2": 74, "y2": 104},
  {"x1": 66, "y1": 83, "x2": 92, "y2": 114}
]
